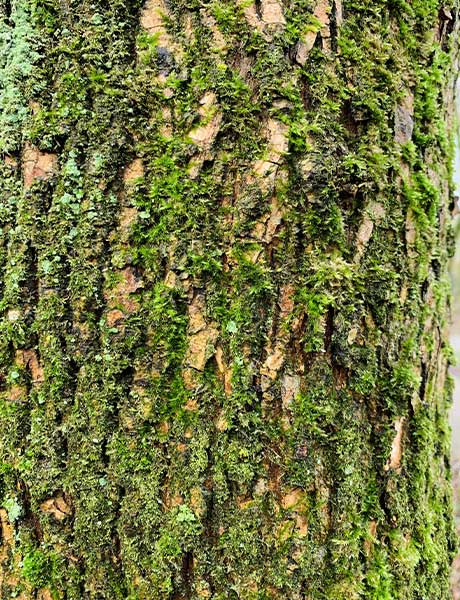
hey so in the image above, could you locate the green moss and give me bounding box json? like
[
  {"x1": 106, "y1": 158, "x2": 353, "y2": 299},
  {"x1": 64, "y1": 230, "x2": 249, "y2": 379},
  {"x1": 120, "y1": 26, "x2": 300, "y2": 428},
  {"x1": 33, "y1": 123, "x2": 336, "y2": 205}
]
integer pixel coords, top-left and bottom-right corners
[{"x1": 21, "y1": 548, "x2": 54, "y2": 588}]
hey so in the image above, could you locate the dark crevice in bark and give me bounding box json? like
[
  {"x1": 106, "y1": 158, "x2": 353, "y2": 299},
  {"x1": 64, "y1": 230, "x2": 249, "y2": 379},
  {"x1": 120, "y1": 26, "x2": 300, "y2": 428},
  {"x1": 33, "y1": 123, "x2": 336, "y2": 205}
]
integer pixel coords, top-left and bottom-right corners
[
  {"x1": 418, "y1": 361, "x2": 428, "y2": 410},
  {"x1": 111, "y1": 529, "x2": 123, "y2": 572},
  {"x1": 378, "y1": 481, "x2": 393, "y2": 523},
  {"x1": 421, "y1": 278, "x2": 429, "y2": 302},
  {"x1": 18, "y1": 479, "x2": 43, "y2": 543},
  {"x1": 100, "y1": 436, "x2": 110, "y2": 470},
  {"x1": 58, "y1": 435, "x2": 69, "y2": 473},
  {"x1": 3, "y1": 0, "x2": 11, "y2": 21},
  {"x1": 340, "y1": 99, "x2": 359, "y2": 137},
  {"x1": 254, "y1": 0, "x2": 262, "y2": 20},
  {"x1": 25, "y1": 244, "x2": 40, "y2": 326},
  {"x1": 324, "y1": 305, "x2": 334, "y2": 353},
  {"x1": 438, "y1": 7, "x2": 455, "y2": 47},
  {"x1": 60, "y1": 354, "x2": 79, "y2": 417},
  {"x1": 181, "y1": 550, "x2": 194, "y2": 597},
  {"x1": 300, "y1": 77, "x2": 312, "y2": 112},
  {"x1": 431, "y1": 257, "x2": 441, "y2": 279},
  {"x1": 330, "y1": 1, "x2": 340, "y2": 53}
]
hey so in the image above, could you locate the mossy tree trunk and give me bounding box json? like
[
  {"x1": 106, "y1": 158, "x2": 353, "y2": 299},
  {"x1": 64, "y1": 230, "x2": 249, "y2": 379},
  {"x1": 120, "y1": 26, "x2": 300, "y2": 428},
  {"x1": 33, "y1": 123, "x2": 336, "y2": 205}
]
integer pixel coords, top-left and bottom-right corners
[{"x1": 0, "y1": 0, "x2": 458, "y2": 598}]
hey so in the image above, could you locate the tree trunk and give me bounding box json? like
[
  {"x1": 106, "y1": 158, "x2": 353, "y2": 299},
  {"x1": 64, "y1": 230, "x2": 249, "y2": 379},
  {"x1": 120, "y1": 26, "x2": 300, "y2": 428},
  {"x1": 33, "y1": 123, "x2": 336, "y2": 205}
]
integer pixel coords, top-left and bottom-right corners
[{"x1": 0, "y1": 0, "x2": 458, "y2": 598}]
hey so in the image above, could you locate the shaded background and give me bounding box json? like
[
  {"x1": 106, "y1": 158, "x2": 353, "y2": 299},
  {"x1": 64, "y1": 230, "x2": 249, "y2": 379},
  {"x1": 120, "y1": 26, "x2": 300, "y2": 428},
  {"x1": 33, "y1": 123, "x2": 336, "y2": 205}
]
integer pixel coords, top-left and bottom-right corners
[{"x1": 450, "y1": 114, "x2": 460, "y2": 596}]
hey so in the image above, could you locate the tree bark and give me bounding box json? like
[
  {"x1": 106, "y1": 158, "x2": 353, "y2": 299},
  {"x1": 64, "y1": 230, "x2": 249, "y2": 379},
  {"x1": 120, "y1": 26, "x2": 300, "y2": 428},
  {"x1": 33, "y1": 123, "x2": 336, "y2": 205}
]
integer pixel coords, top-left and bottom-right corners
[{"x1": 0, "y1": 0, "x2": 458, "y2": 598}]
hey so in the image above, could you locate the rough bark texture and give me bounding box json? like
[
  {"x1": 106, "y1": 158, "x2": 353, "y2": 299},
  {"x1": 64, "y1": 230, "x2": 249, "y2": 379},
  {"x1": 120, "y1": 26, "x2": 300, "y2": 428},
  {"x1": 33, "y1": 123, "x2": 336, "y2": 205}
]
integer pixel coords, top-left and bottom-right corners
[{"x1": 0, "y1": 1, "x2": 458, "y2": 598}]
